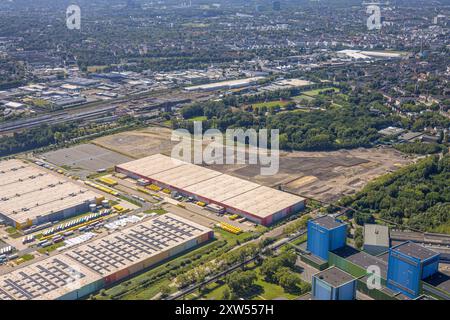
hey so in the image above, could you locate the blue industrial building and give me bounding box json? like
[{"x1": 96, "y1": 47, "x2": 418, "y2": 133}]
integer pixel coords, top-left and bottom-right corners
[
  {"x1": 387, "y1": 241, "x2": 440, "y2": 298},
  {"x1": 307, "y1": 215, "x2": 347, "y2": 261},
  {"x1": 312, "y1": 266, "x2": 357, "y2": 300}
]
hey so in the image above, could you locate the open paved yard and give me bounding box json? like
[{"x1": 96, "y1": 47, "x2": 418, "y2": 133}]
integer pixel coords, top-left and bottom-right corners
[{"x1": 42, "y1": 143, "x2": 133, "y2": 177}]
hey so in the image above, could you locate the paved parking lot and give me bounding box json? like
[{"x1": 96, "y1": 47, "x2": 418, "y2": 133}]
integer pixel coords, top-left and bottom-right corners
[{"x1": 42, "y1": 144, "x2": 133, "y2": 177}]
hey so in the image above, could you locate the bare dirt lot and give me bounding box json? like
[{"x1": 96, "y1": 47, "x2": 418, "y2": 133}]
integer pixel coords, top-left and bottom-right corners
[
  {"x1": 210, "y1": 148, "x2": 414, "y2": 202},
  {"x1": 92, "y1": 126, "x2": 416, "y2": 202},
  {"x1": 93, "y1": 126, "x2": 176, "y2": 158}
]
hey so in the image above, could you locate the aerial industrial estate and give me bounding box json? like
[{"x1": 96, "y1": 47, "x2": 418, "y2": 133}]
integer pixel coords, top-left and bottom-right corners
[
  {"x1": 0, "y1": 0, "x2": 449, "y2": 306},
  {"x1": 116, "y1": 154, "x2": 306, "y2": 226}
]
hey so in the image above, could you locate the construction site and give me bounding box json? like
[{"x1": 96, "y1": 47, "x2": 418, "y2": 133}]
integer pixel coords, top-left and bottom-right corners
[{"x1": 93, "y1": 127, "x2": 414, "y2": 203}]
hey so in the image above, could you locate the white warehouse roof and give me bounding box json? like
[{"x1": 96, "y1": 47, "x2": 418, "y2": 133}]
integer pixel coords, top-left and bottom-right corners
[
  {"x1": 0, "y1": 159, "x2": 100, "y2": 225},
  {"x1": 116, "y1": 154, "x2": 305, "y2": 222}
]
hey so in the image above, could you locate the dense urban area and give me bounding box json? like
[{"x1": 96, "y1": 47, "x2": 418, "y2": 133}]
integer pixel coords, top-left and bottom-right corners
[{"x1": 0, "y1": 0, "x2": 448, "y2": 302}]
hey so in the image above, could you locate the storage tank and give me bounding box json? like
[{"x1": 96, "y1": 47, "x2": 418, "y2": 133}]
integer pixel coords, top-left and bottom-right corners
[{"x1": 102, "y1": 200, "x2": 110, "y2": 208}]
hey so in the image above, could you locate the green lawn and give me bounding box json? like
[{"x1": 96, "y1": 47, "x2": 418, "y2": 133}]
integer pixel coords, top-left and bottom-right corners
[
  {"x1": 214, "y1": 227, "x2": 253, "y2": 245},
  {"x1": 301, "y1": 87, "x2": 339, "y2": 96},
  {"x1": 16, "y1": 254, "x2": 35, "y2": 265},
  {"x1": 118, "y1": 195, "x2": 143, "y2": 207},
  {"x1": 199, "y1": 267, "x2": 302, "y2": 300},
  {"x1": 187, "y1": 116, "x2": 207, "y2": 121},
  {"x1": 432, "y1": 222, "x2": 450, "y2": 234},
  {"x1": 37, "y1": 242, "x2": 65, "y2": 254},
  {"x1": 5, "y1": 226, "x2": 17, "y2": 234},
  {"x1": 122, "y1": 279, "x2": 174, "y2": 300},
  {"x1": 144, "y1": 208, "x2": 167, "y2": 215},
  {"x1": 292, "y1": 94, "x2": 315, "y2": 101},
  {"x1": 251, "y1": 100, "x2": 290, "y2": 109}
]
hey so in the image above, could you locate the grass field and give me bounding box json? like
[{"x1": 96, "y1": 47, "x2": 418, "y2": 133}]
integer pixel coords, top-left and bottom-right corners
[
  {"x1": 250, "y1": 100, "x2": 290, "y2": 109},
  {"x1": 187, "y1": 116, "x2": 207, "y2": 121},
  {"x1": 301, "y1": 87, "x2": 339, "y2": 96},
  {"x1": 214, "y1": 228, "x2": 254, "y2": 246},
  {"x1": 196, "y1": 266, "x2": 302, "y2": 300},
  {"x1": 37, "y1": 242, "x2": 65, "y2": 254},
  {"x1": 292, "y1": 94, "x2": 315, "y2": 101},
  {"x1": 144, "y1": 208, "x2": 167, "y2": 215}
]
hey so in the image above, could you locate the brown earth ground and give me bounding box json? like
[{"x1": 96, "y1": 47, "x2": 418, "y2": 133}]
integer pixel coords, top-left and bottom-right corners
[{"x1": 93, "y1": 126, "x2": 416, "y2": 202}]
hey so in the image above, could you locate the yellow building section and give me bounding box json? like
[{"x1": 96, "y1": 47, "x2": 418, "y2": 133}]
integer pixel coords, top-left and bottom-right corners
[
  {"x1": 113, "y1": 205, "x2": 124, "y2": 212},
  {"x1": 98, "y1": 177, "x2": 118, "y2": 187},
  {"x1": 95, "y1": 196, "x2": 105, "y2": 205},
  {"x1": 146, "y1": 184, "x2": 161, "y2": 192},
  {"x1": 15, "y1": 219, "x2": 33, "y2": 230},
  {"x1": 136, "y1": 187, "x2": 153, "y2": 195},
  {"x1": 218, "y1": 222, "x2": 242, "y2": 234},
  {"x1": 84, "y1": 181, "x2": 119, "y2": 196}
]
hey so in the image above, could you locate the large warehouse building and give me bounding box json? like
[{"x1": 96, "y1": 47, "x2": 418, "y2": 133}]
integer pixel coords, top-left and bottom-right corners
[
  {"x1": 0, "y1": 159, "x2": 101, "y2": 229},
  {"x1": 0, "y1": 213, "x2": 213, "y2": 300},
  {"x1": 115, "y1": 154, "x2": 306, "y2": 226}
]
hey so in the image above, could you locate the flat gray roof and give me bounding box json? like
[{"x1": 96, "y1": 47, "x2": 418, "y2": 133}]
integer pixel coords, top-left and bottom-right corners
[
  {"x1": 0, "y1": 159, "x2": 100, "y2": 224},
  {"x1": 312, "y1": 215, "x2": 344, "y2": 230},
  {"x1": 393, "y1": 242, "x2": 439, "y2": 261},
  {"x1": 364, "y1": 224, "x2": 390, "y2": 247},
  {"x1": 332, "y1": 245, "x2": 388, "y2": 279},
  {"x1": 314, "y1": 266, "x2": 355, "y2": 287}
]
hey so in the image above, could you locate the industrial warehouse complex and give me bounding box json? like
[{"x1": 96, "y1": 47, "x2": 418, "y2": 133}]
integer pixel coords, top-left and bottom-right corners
[
  {"x1": 0, "y1": 214, "x2": 213, "y2": 300},
  {"x1": 0, "y1": 159, "x2": 101, "y2": 229},
  {"x1": 305, "y1": 216, "x2": 448, "y2": 300},
  {"x1": 115, "y1": 154, "x2": 306, "y2": 225}
]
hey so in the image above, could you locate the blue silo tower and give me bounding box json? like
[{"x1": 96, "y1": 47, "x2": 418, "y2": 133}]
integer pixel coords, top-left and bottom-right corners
[
  {"x1": 387, "y1": 241, "x2": 440, "y2": 298},
  {"x1": 307, "y1": 215, "x2": 347, "y2": 261}
]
